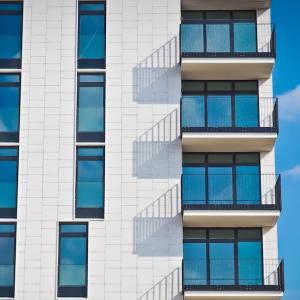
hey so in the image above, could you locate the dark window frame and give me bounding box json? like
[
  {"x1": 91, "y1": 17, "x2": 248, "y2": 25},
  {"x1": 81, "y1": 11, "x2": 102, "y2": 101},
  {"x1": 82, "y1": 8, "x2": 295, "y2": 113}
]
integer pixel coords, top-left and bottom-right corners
[
  {"x1": 76, "y1": 73, "x2": 105, "y2": 142},
  {"x1": 78, "y1": 1, "x2": 106, "y2": 69},
  {"x1": 0, "y1": 2, "x2": 23, "y2": 69},
  {"x1": 0, "y1": 73, "x2": 21, "y2": 142},
  {"x1": 182, "y1": 152, "x2": 262, "y2": 206},
  {"x1": 181, "y1": 80, "x2": 261, "y2": 131},
  {"x1": 0, "y1": 147, "x2": 19, "y2": 218},
  {"x1": 0, "y1": 222, "x2": 16, "y2": 298},
  {"x1": 183, "y1": 227, "x2": 264, "y2": 287},
  {"x1": 75, "y1": 146, "x2": 105, "y2": 219},
  {"x1": 57, "y1": 222, "x2": 88, "y2": 298}
]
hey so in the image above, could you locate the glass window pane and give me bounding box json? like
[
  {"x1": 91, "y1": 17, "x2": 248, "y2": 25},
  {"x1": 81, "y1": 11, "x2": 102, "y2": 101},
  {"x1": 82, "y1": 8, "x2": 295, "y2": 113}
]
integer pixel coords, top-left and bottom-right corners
[
  {"x1": 210, "y1": 243, "x2": 235, "y2": 285},
  {"x1": 78, "y1": 86, "x2": 104, "y2": 133},
  {"x1": 238, "y1": 241, "x2": 262, "y2": 285},
  {"x1": 206, "y1": 11, "x2": 231, "y2": 20},
  {"x1": 0, "y1": 15, "x2": 21, "y2": 59},
  {"x1": 181, "y1": 24, "x2": 204, "y2": 53},
  {"x1": 209, "y1": 229, "x2": 234, "y2": 240},
  {"x1": 208, "y1": 167, "x2": 233, "y2": 204},
  {"x1": 79, "y1": 74, "x2": 104, "y2": 83},
  {"x1": 0, "y1": 237, "x2": 15, "y2": 286},
  {"x1": 233, "y1": 11, "x2": 256, "y2": 20},
  {"x1": 238, "y1": 229, "x2": 261, "y2": 240},
  {"x1": 182, "y1": 81, "x2": 205, "y2": 92},
  {"x1": 184, "y1": 243, "x2": 207, "y2": 285},
  {"x1": 183, "y1": 229, "x2": 206, "y2": 239},
  {"x1": 235, "y1": 95, "x2": 259, "y2": 127},
  {"x1": 207, "y1": 95, "x2": 232, "y2": 127},
  {"x1": 206, "y1": 24, "x2": 230, "y2": 52},
  {"x1": 0, "y1": 86, "x2": 20, "y2": 132},
  {"x1": 0, "y1": 161, "x2": 17, "y2": 208},
  {"x1": 182, "y1": 167, "x2": 205, "y2": 205},
  {"x1": 80, "y1": 3, "x2": 105, "y2": 11},
  {"x1": 182, "y1": 96, "x2": 205, "y2": 128},
  {"x1": 207, "y1": 81, "x2": 232, "y2": 92},
  {"x1": 208, "y1": 154, "x2": 233, "y2": 164},
  {"x1": 0, "y1": 224, "x2": 15, "y2": 233},
  {"x1": 0, "y1": 4, "x2": 22, "y2": 11},
  {"x1": 61, "y1": 224, "x2": 87, "y2": 233},
  {"x1": 59, "y1": 237, "x2": 86, "y2": 286},
  {"x1": 236, "y1": 166, "x2": 260, "y2": 205},
  {"x1": 182, "y1": 11, "x2": 204, "y2": 20},
  {"x1": 0, "y1": 75, "x2": 20, "y2": 83},
  {"x1": 236, "y1": 154, "x2": 259, "y2": 164},
  {"x1": 234, "y1": 81, "x2": 257, "y2": 92},
  {"x1": 78, "y1": 147, "x2": 104, "y2": 157},
  {"x1": 183, "y1": 153, "x2": 205, "y2": 164},
  {"x1": 79, "y1": 15, "x2": 105, "y2": 59},
  {"x1": 77, "y1": 160, "x2": 104, "y2": 208},
  {"x1": 234, "y1": 22, "x2": 257, "y2": 52}
]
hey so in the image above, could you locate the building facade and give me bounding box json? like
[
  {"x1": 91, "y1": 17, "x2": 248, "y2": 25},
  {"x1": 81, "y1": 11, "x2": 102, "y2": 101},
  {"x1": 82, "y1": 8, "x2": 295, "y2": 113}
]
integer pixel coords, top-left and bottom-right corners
[{"x1": 0, "y1": 0, "x2": 284, "y2": 300}]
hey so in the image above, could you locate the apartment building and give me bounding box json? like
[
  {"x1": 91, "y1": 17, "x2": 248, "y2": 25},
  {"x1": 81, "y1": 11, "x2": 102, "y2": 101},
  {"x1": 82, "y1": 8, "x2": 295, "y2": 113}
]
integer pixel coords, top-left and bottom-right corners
[{"x1": 0, "y1": 0, "x2": 284, "y2": 299}]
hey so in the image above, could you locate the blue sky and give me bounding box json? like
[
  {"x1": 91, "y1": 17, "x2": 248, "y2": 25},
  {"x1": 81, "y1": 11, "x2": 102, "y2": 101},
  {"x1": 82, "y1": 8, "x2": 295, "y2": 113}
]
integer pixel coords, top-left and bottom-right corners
[{"x1": 272, "y1": 0, "x2": 300, "y2": 298}]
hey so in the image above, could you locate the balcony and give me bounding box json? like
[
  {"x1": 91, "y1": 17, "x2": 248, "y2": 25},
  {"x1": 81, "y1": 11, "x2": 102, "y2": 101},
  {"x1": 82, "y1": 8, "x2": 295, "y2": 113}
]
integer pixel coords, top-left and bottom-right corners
[
  {"x1": 182, "y1": 174, "x2": 281, "y2": 227},
  {"x1": 181, "y1": 0, "x2": 271, "y2": 11},
  {"x1": 183, "y1": 259, "x2": 284, "y2": 300},
  {"x1": 181, "y1": 97, "x2": 278, "y2": 152},
  {"x1": 180, "y1": 21, "x2": 276, "y2": 80}
]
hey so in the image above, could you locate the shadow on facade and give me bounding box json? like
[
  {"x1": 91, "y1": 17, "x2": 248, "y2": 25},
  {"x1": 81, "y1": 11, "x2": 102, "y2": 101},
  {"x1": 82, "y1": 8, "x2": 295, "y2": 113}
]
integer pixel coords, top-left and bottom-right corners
[
  {"x1": 133, "y1": 185, "x2": 182, "y2": 256},
  {"x1": 133, "y1": 109, "x2": 181, "y2": 178},
  {"x1": 137, "y1": 268, "x2": 182, "y2": 300},
  {"x1": 133, "y1": 36, "x2": 180, "y2": 103}
]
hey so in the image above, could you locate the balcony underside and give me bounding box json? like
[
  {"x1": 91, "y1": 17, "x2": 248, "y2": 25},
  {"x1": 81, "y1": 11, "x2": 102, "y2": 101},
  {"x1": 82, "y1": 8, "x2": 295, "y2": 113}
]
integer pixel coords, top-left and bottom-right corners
[
  {"x1": 181, "y1": 0, "x2": 271, "y2": 10},
  {"x1": 183, "y1": 210, "x2": 280, "y2": 227},
  {"x1": 184, "y1": 291, "x2": 283, "y2": 300},
  {"x1": 182, "y1": 132, "x2": 277, "y2": 152},
  {"x1": 181, "y1": 57, "x2": 275, "y2": 80}
]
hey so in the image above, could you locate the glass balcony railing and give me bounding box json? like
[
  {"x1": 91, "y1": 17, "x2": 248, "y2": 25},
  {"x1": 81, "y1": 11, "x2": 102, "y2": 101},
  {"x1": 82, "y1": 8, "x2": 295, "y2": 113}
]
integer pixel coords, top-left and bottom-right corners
[
  {"x1": 181, "y1": 174, "x2": 281, "y2": 210},
  {"x1": 180, "y1": 22, "x2": 275, "y2": 58},
  {"x1": 181, "y1": 97, "x2": 279, "y2": 133},
  {"x1": 183, "y1": 259, "x2": 284, "y2": 292}
]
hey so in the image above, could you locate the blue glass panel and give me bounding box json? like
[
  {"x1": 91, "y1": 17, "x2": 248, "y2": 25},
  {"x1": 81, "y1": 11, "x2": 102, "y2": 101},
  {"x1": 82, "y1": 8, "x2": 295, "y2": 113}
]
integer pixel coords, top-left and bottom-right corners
[
  {"x1": 0, "y1": 15, "x2": 21, "y2": 59},
  {"x1": 79, "y1": 74, "x2": 104, "y2": 82},
  {"x1": 207, "y1": 95, "x2": 232, "y2": 127},
  {"x1": 235, "y1": 94, "x2": 259, "y2": 127},
  {"x1": 210, "y1": 243, "x2": 234, "y2": 285},
  {"x1": 0, "y1": 86, "x2": 19, "y2": 132},
  {"x1": 61, "y1": 224, "x2": 87, "y2": 233},
  {"x1": 78, "y1": 147, "x2": 104, "y2": 157},
  {"x1": 0, "y1": 237, "x2": 15, "y2": 286},
  {"x1": 236, "y1": 166, "x2": 260, "y2": 205},
  {"x1": 77, "y1": 160, "x2": 103, "y2": 208},
  {"x1": 182, "y1": 167, "x2": 205, "y2": 205},
  {"x1": 0, "y1": 148, "x2": 17, "y2": 156},
  {"x1": 0, "y1": 4, "x2": 22, "y2": 11},
  {"x1": 238, "y1": 242, "x2": 262, "y2": 285},
  {"x1": 234, "y1": 23, "x2": 257, "y2": 53},
  {"x1": 60, "y1": 237, "x2": 86, "y2": 286},
  {"x1": 0, "y1": 75, "x2": 20, "y2": 83},
  {"x1": 182, "y1": 96, "x2": 205, "y2": 128},
  {"x1": 206, "y1": 24, "x2": 230, "y2": 52},
  {"x1": 0, "y1": 224, "x2": 15, "y2": 233},
  {"x1": 184, "y1": 243, "x2": 207, "y2": 285},
  {"x1": 78, "y1": 86, "x2": 104, "y2": 133},
  {"x1": 208, "y1": 167, "x2": 233, "y2": 204},
  {"x1": 80, "y1": 3, "x2": 104, "y2": 11},
  {"x1": 181, "y1": 24, "x2": 204, "y2": 53},
  {"x1": 0, "y1": 161, "x2": 17, "y2": 208},
  {"x1": 79, "y1": 15, "x2": 105, "y2": 59}
]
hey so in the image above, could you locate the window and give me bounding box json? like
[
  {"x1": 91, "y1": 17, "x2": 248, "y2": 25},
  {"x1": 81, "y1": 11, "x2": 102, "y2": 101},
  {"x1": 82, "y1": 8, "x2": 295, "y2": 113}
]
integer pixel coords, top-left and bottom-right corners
[
  {"x1": 0, "y1": 3, "x2": 23, "y2": 68},
  {"x1": 0, "y1": 74, "x2": 21, "y2": 142},
  {"x1": 182, "y1": 153, "x2": 260, "y2": 206},
  {"x1": 183, "y1": 228, "x2": 263, "y2": 286},
  {"x1": 0, "y1": 223, "x2": 16, "y2": 298},
  {"x1": 77, "y1": 74, "x2": 105, "y2": 142},
  {"x1": 0, "y1": 148, "x2": 18, "y2": 218},
  {"x1": 58, "y1": 223, "x2": 88, "y2": 298},
  {"x1": 181, "y1": 11, "x2": 257, "y2": 54},
  {"x1": 182, "y1": 81, "x2": 259, "y2": 130},
  {"x1": 76, "y1": 147, "x2": 105, "y2": 218},
  {"x1": 78, "y1": 2, "x2": 106, "y2": 69}
]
